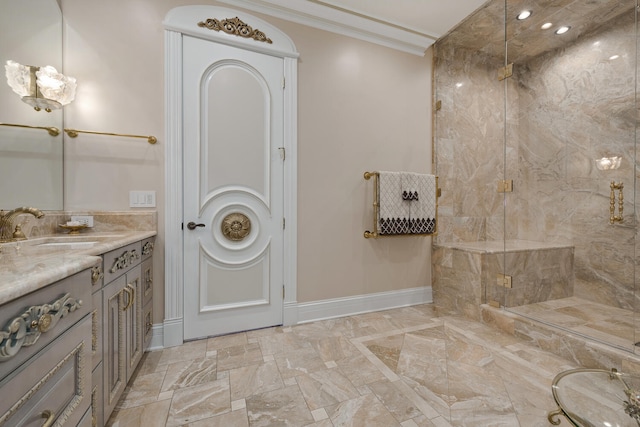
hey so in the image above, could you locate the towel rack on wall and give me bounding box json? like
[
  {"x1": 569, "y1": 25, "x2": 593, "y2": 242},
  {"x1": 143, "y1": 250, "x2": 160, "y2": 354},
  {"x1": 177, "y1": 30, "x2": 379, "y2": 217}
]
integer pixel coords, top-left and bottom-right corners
[
  {"x1": 363, "y1": 170, "x2": 440, "y2": 239},
  {"x1": 364, "y1": 171, "x2": 381, "y2": 238},
  {"x1": 0, "y1": 122, "x2": 60, "y2": 136},
  {"x1": 64, "y1": 128, "x2": 157, "y2": 144}
]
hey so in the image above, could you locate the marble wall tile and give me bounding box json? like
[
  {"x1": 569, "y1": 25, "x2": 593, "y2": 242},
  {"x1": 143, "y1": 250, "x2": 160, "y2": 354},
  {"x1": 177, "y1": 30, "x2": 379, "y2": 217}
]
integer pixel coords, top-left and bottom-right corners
[
  {"x1": 433, "y1": 0, "x2": 638, "y2": 336},
  {"x1": 17, "y1": 210, "x2": 157, "y2": 238}
]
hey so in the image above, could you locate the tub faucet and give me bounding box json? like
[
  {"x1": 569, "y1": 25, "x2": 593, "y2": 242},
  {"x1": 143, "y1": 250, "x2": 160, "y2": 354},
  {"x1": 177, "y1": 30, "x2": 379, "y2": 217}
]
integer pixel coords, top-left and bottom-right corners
[{"x1": 0, "y1": 207, "x2": 45, "y2": 242}]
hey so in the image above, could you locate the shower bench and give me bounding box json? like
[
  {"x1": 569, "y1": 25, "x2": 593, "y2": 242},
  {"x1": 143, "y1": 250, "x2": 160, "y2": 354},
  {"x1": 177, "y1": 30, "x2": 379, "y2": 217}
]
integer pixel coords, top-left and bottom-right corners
[{"x1": 432, "y1": 239, "x2": 574, "y2": 317}]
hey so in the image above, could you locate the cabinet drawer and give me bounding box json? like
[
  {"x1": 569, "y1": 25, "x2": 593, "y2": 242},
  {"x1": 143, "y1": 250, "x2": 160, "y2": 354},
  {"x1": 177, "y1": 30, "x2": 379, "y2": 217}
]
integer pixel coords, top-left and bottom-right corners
[
  {"x1": 0, "y1": 269, "x2": 92, "y2": 382},
  {"x1": 0, "y1": 316, "x2": 91, "y2": 427},
  {"x1": 102, "y1": 241, "x2": 142, "y2": 283}
]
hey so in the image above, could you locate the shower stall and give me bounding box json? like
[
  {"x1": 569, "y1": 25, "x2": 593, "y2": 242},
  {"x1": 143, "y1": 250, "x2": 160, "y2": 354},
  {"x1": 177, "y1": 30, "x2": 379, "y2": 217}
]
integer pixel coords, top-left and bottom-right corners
[{"x1": 432, "y1": 0, "x2": 639, "y2": 354}]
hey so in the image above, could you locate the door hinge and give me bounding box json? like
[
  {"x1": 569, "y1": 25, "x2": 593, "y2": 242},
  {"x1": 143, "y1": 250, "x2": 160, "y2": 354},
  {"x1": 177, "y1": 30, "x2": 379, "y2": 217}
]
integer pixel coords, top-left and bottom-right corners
[
  {"x1": 283, "y1": 285, "x2": 285, "y2": 299},
  {"x1": 497, "y1": 63, "x2": 513, "y2": 81},
  {"x1": 435, "y1": 100, "x2": 442, "y2": 111},
  {"x1": 282, "y1": 217, "x2": 286, "y2": 230},
  {"x1": 497, "y1": 274, "x2": 512, "y2": 288},
  {"x1": 278, "y1": 147, "x2": 286, "y2": 161},
  {"x1": 283, "y1": 77, "x2": 286, "y2": 89},
  {"x1": 497, "y1": 179, "x2": 513, "y2": 193}
]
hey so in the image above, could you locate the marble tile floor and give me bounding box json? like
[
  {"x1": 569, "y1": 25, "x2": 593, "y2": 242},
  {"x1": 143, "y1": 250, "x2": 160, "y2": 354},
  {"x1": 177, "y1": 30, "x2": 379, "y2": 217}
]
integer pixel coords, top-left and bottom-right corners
[
  {"x1": 106, "y1": 304, "x2": 579, "y2": 427},
  {"x1": 508, "y1": 296, "x2": 636, "y2": 351}
]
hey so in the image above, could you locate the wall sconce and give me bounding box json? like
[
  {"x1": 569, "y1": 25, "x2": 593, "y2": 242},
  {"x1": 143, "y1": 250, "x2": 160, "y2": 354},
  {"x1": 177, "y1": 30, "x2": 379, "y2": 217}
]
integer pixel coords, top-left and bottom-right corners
[
  {"x1": 5, "y1": 60, "x2": 76, "y2": 112},
  {"x1": 595, "y1": 156, "x2": 621, "y2": 171}
]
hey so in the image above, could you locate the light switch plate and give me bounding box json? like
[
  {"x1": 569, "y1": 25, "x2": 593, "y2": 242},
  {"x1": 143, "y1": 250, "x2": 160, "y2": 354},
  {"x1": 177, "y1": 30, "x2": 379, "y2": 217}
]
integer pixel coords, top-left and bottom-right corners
[{"x1": 130, "y1": 191, "x2": 156, "y2": 208}]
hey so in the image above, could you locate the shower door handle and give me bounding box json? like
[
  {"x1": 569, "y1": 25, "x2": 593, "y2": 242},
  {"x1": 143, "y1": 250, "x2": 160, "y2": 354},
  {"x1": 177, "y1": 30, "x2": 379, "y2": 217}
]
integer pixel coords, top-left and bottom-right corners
[{"x1": 186, "y1": 222, "x2": 205, "y2": 230}]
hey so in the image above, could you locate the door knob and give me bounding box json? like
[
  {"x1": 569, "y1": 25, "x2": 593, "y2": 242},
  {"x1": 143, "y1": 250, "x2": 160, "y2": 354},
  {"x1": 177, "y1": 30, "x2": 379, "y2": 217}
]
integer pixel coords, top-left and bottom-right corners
[{"x1": 187, "y1": 222, "x2": 205, "y2": 230}]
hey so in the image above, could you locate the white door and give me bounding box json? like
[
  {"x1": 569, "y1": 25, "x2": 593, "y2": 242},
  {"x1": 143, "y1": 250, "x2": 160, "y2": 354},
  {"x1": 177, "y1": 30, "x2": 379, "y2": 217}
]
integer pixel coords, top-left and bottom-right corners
[{"x1": 182, "y1": 35, "x2": 284, "y2": 340}]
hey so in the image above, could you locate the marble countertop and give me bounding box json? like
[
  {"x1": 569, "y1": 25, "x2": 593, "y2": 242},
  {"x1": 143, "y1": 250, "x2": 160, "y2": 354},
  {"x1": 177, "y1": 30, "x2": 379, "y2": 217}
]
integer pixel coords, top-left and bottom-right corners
[{"x1": 0, "y1": 230, "x2": 157, "y2": 305}]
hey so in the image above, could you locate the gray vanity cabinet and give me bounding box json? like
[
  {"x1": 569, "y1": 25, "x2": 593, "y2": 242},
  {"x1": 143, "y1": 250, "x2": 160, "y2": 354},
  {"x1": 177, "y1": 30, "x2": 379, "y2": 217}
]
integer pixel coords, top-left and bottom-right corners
[
  {"x1": 0, "y1": 268, "x2": 94, "y2": 427},
  {"x1": 99, "y1": 237, "x2": 153, "y2": 424},
  {"x1": 101, "y1": 241, "x2": 142, "y2": 421}
]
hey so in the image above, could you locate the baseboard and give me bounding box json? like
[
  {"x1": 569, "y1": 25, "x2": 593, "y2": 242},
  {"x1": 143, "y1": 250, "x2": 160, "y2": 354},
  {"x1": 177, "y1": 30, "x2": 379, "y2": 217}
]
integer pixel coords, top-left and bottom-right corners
[
  {"x1": 162, "y1": 317, "x2": 184, "y2": 348},
  {"x1": 295, "y1": 286, "x2": 433, "y2": 324},
  {"x1": 147, "y1": 323, "x2": 165, "y2": 351},
  {"x1": 152, "y1": 287, "x2": 432, "y2": 349}
]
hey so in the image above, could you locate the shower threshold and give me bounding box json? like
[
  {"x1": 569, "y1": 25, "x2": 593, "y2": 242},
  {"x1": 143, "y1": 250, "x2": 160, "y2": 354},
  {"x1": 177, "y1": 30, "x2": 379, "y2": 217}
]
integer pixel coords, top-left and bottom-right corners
[{"x1": 506, "y1": 296, "x2": 635, "y2": 352}]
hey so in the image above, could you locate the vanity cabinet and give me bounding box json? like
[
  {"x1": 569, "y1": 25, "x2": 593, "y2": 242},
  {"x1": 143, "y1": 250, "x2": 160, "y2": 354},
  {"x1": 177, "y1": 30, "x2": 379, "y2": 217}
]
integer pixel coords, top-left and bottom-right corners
[
  {"x1": 0, "y1": 268, "x2": 94, "y2": 427},
  {"x1": 99, "y1": 237, "x2": 154, "y2": 423}
]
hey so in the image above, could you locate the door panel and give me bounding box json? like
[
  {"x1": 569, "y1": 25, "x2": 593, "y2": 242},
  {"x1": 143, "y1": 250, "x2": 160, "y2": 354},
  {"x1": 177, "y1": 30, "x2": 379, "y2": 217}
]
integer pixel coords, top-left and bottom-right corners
[{"x1": 183, "y1": 36, "x2": 284, "y2": 340}]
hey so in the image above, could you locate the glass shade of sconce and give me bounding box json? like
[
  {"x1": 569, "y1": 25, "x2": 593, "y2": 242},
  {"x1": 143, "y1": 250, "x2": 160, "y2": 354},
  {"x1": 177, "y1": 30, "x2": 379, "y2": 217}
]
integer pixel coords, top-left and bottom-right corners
[
  {"x1": 595, "y1": 156, "x2": 622, "y2": 170},
  {"x1": 5, "y1": 60, "x2": 76, "y2": 112}
]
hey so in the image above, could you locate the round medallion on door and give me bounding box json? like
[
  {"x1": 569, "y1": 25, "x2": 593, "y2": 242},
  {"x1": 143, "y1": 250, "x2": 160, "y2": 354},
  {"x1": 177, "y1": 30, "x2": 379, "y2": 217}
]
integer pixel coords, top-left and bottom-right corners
[{"x1": 221, "y1": 212, "x2": 251, "y2": 241}]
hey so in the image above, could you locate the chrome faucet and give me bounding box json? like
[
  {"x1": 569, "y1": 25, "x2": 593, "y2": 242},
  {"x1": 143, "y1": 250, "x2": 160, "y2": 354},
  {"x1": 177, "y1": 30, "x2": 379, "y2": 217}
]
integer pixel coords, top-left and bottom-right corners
[{"x1": 0, "y1": 207, "x2": 44, "y2": 242}]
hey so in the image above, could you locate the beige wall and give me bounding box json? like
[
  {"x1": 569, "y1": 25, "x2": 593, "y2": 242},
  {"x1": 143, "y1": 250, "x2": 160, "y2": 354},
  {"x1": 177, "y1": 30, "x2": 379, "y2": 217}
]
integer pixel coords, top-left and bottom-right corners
[{"x1": 61, "y1": 0, "x2": 432, "y2": 322}]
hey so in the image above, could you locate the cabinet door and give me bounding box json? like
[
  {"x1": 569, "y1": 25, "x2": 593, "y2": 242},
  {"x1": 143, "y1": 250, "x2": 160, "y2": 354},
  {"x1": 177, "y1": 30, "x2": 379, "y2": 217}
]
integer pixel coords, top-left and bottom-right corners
[
  {"x1": 103, "y1": 275, "x2": 127, "y2": 419},
  {"x1": 125, "y1": 265, "x2": 143, "y2": 382}
]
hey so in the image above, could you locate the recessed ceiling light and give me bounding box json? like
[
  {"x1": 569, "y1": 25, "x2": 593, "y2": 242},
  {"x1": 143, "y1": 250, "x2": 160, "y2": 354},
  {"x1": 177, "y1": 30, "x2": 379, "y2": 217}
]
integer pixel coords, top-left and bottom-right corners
[
  {"x1": 517, "y1": 10, "x2": 532, "y2": 20},
  {"x1": 541, "y1": 22, "x2": 553, "y2": 30},
  {"x1": 609, "y1": 54, "x2": 620, "y2": 60},
  {"x1": 555, "y1": 26, "x2": 571, "y2": 35}
]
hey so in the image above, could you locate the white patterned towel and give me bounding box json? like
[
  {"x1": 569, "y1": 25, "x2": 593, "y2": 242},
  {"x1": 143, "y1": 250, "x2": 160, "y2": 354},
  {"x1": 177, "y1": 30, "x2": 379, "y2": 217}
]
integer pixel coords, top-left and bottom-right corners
[
  {"x1": 408, "y1": 173, "x2": 436, "y2": 234},
  {"x1": 378, "y1": 171, "x2": 410, "y2": 235}
]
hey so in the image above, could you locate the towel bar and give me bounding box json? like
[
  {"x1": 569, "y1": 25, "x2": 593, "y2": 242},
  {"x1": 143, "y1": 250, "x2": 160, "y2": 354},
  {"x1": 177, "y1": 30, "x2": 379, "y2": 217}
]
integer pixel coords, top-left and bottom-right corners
[
  {"x1": 363, "y1": 172, "x2": 380, "y2": 238},
  {"x1": 363, "y1": 170, "x2": 440, "y2": 239}
]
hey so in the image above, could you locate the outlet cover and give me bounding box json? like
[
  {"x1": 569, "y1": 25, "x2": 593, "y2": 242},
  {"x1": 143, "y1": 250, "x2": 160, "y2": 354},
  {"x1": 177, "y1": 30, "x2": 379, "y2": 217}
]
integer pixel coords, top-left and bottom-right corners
[{"x1": 71, "y1": 215, "x2": 94, "y2": 227}]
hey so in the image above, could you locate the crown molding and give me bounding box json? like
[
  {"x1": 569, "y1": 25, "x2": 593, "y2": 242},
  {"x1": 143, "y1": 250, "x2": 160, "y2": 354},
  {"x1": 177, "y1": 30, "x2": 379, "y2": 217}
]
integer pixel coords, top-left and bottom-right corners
[{"x1": 217, "y1": 0, "x2": 436, "y2": 56}]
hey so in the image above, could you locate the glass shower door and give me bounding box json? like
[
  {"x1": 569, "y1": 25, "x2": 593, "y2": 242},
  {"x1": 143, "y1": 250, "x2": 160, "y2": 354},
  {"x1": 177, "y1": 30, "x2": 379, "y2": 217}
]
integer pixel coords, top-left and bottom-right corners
[{"x1": 503, "y1": 0, "x2": 638, "y2": 353}]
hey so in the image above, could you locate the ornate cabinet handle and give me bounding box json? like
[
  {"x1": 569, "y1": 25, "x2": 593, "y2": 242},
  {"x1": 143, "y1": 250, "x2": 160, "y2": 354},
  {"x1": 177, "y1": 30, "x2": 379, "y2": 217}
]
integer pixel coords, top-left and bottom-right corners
[
  {"x1": 91, "y1": 265, "x2": 103, "y2": 285},
  {"x1": 142, "y1": 241, "x2": 154, "y2": 256},
  {"x1": 121, "y1": 287, "x2": 134, "y2": 312},
  {"x1": 41, "y1": 410, "x2": 55, "y2": 427},
  {"x1": 0, "y1": 293, "x2": 82, "y2": 362},
  {"x1": 109, "y1": 249, "x2": 140, "y2": 273}
]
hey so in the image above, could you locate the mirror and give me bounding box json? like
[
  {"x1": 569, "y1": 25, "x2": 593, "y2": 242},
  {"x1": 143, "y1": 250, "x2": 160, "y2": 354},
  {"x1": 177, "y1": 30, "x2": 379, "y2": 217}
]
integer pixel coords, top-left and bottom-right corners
[{"x1": 0, "y1": 0, "x2": 64, "y2": 210}]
